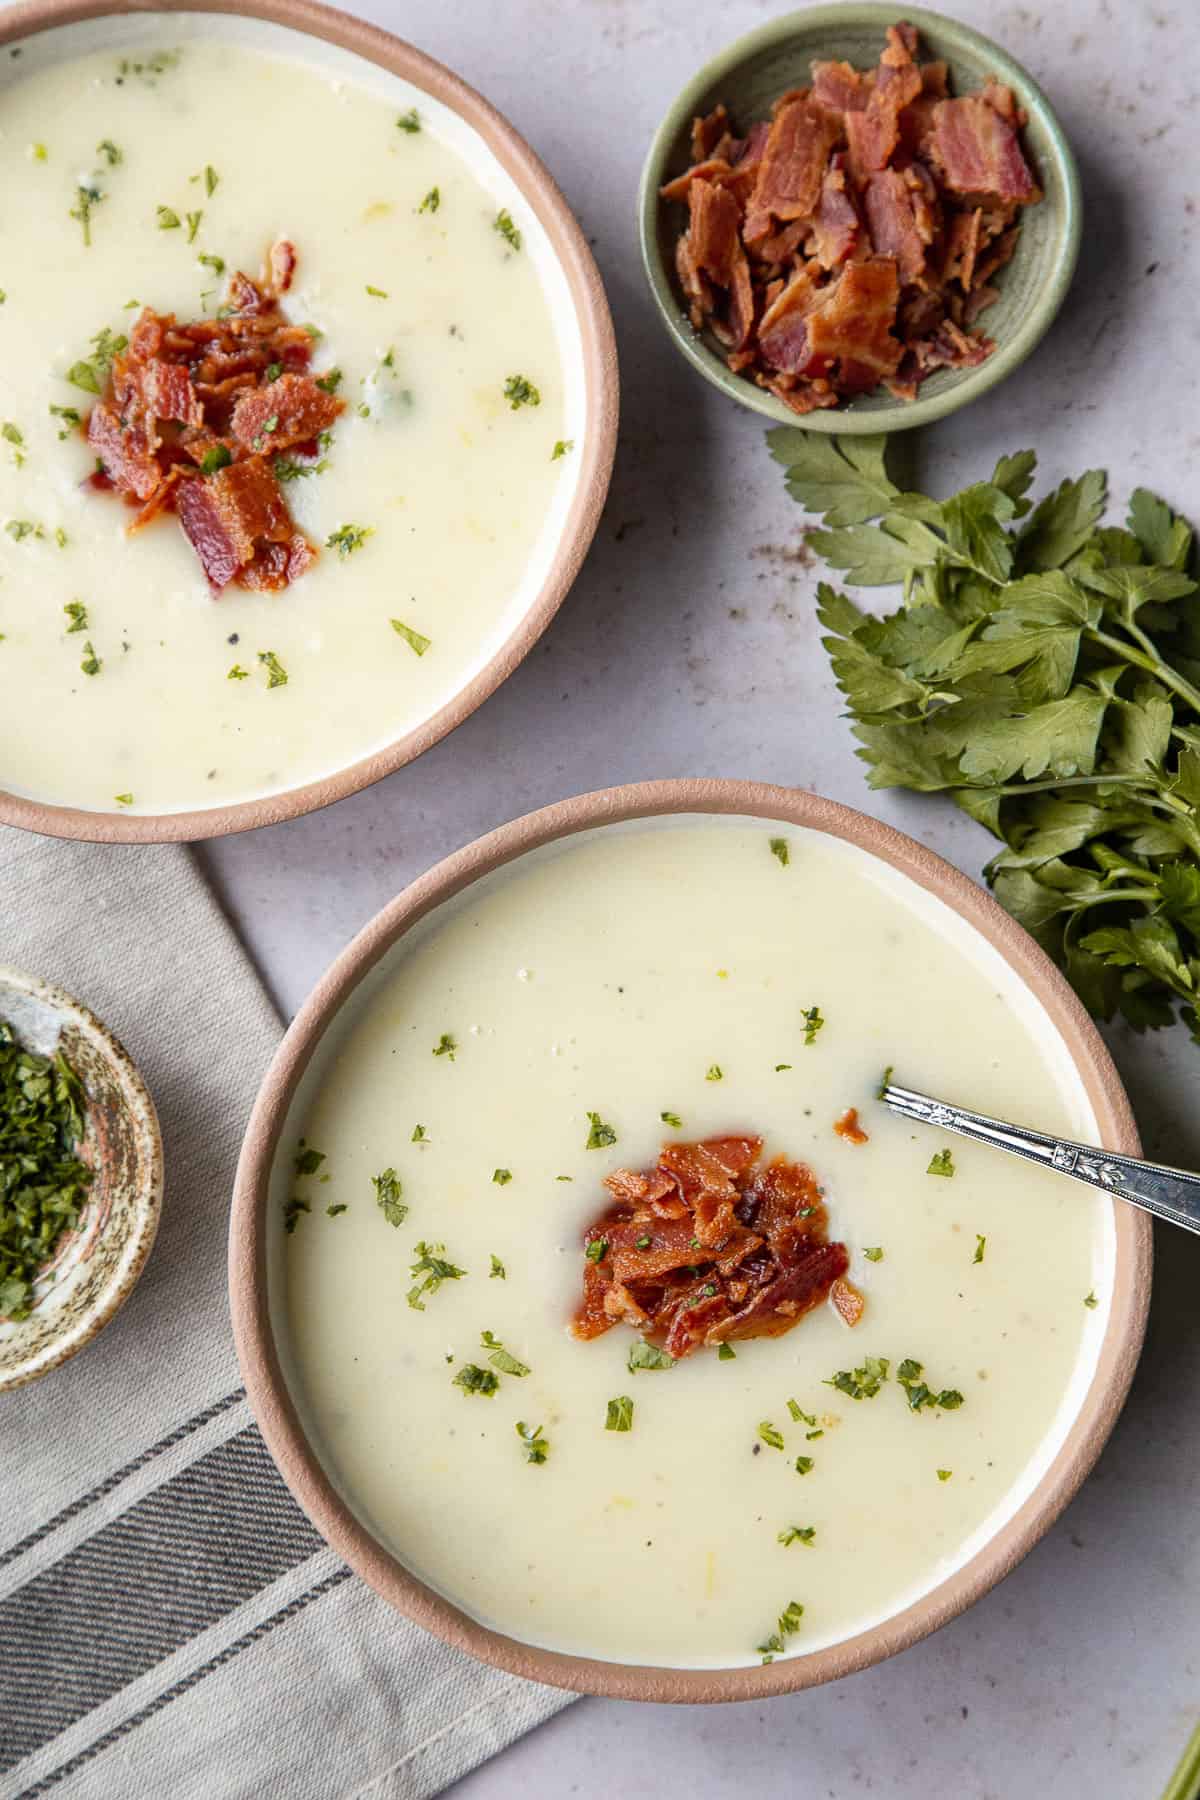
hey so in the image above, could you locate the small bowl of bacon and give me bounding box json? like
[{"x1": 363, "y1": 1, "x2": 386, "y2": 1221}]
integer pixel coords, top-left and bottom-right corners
[{"x1": 639, "y1": 4, "x2": 1081, "y2": 430}]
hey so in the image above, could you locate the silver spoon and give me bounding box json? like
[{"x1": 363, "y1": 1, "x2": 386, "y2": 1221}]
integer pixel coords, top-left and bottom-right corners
[{"x1": 881, "y1": 1080, "x2": 1200, "y2": 1236}]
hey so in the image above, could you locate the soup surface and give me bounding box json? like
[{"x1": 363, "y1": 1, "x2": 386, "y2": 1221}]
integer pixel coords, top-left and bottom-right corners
[
  {"x1": 0, "y1": 31, "x2": 572, "y2": 814},
  {"x1": 281, "y1": 819, "x2": 1112, "y2": 1668}
]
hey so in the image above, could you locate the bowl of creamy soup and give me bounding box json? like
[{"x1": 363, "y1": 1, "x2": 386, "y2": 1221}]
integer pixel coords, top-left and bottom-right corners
[
  {"x1": 230, "y1": 781, "x2": 1150, "y2": 1698},
  {"x1": 0, "y1": 0, "x2": 616, "y2": 841}
]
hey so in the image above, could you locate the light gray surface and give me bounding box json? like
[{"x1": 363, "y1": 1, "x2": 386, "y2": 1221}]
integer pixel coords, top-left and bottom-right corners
[{"x1": 199, "y1": 1, "x2": 1200, "y2": 1794}]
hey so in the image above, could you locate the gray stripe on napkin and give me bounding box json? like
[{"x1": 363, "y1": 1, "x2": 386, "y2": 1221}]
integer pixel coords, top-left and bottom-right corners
[{"x1": 0, "y1": 1424, "x2": 323, "y2": 1773}]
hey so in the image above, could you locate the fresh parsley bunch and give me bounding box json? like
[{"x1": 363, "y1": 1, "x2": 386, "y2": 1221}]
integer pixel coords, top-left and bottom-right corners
[{"x1": 768, "y1": 432, "x2": 1200, "y2": 1044}]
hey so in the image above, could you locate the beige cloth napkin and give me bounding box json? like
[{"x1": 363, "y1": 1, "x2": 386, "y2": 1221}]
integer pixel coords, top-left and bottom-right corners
[{"x1": 0, "y1": 828, "x2": 571, "y2": 1798}]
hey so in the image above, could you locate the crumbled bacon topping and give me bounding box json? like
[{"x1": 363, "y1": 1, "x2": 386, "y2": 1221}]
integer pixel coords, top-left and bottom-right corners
[
  {"x1": 572, "y1": 1135, "x2": 852, "y2": 1360},
  {"x1": 833, "y1": 1107, "x2": 869, "y2": 1145},
  {"x1": 661, "y1": 21, "x2": 1042, "y2": 411},
  {"x1": 82, "y1": 243, "x2": 343, "y2": 593}
]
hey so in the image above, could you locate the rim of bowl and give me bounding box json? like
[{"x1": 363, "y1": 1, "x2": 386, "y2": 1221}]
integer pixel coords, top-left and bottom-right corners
[
  {"x1": 230, "y1": 778, "x2": 1151, "y2": 1702},
  {"x1": 0, "y1": 964, "x2": 164, "y2": 1390},
  {"x1": 637, "y1": 1, "x2": 1083, "y2": 435},
  {"x1": 0, "y1": 0, "x2": 619, "y2": 844}
]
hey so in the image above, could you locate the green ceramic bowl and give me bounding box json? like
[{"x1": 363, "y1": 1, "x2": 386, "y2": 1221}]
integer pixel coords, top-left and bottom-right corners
[{"x1": 638, "y1": 2, "x2": 1081, "y2": 433}]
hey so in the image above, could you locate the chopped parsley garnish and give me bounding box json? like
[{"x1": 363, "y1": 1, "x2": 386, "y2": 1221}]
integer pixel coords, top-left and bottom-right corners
[
  {"x1": 489, "y1": 1254, "x2": 506, "y2": 1280},
  {"x1": 315, "y1": 367, "x2": 342, "y2": 394},
  {"x1": 503, "y1": 375, "x2": 540, "y2": 409},
  {"x1": 64, "y1": 601, "x2": 88, "y2": 633},
  {"x1": 114, "y1": 793, "x2": 133, "y2": 807},
  {"x1": 67, "y1": 362, "x2": 100, "y2": 395},
  {"x1": 418, "y1": 187, "x2": 440, "y2": 214},
  {"x1": 896, "y1": 1358, "x2": 964, "y2": 1412},
  {"x1": 452, "y1": 1363, "x2": 498, "y2": 1397},
  {"x1": 49, "y1": 405, "x2": 82, "y2": 438},
  {"x1": 411, "y1": 1124, "x2": 427, "y2": 1143},
  {"x1": 6, "y1": 520, "x2": 39, "y2": 542},
  {"x1": 203, "y1": 165, "x2": 219, "y2": 195},
  {"x1": 494, "y1": 209, "x2": 521, "y2": 251},
  {"x1": 200, "y1": 444, "x2": 232, "y2": 475},
  {"x1": 0, "y1": 1025, "x2": 92, "y2": 1320},
  {"x1": 775, "y1": 1063, "x2": 792, "y2": 1072},
  {"x1": 973, "y1": 1234, "x2": 986, "y2": 1263},
  {"x1": 432, "y1": 1033, "x2": 457, "y2": 1060},
  {"x1": 635, "y1": 1234, "x2": 651, "y2": 1249},
  {"x1": 801, "y1": 1005, "x2": 825, "y2": 1046},
  {"x1": 805, "y1": 1428, "x2": 824, "y2": 1440},
  {"x1": 391, "y1": 619, "x2": 431, "y2": 656},
  {"x1": 585, "y1": 1236, "x2": 607, "y2": 1264},
  {"x1": 156, "y1": 204, "x2": 181, "y2": 230},
  {"x1": 482, "y1": 1329, "x2": 529, "y2": 1377},
  {"x1": 705, "y1": 1064, "x2": 723, "y2": 1082},
  {"x1": 605, "y1": 1395, "x2": 634, "y2": 1431},
  {"x1": 757, "y1": 1600, "x2": 804, "y2": 1663},
  {"x1": 283, "y1": 1196, "x2": 310, "y2": 1234},
  {"x1": 826, "y1": 1355, "x2": 889, "y2": 1400},
  {"x1": 551, "y1": 439, "x2": 574, "y2": 460},
  {"x1": 372, "y1": 1167, "x2": 407, "y2": 1227},
  {"x1": 778, "y1": 1526, "x2": 815, "y2": 1547},
  {"x1": 185, "y1": 210, "x2": 202, "y2": 243},
  {"x1": 257, "y1": 649, "x2": 288, "y2": 688},
  {"x1": 326, "y1": 523, "x2": 374, "y2": 557},
  {"x1": 396, "y1": 108, "x2": 420, "y2": 133},
  {"x1": 3, "y1": 422, "x2": 26, "y2": 466},
  {"x1": 408, "y1": 1241, "x2": 465, "y2": 1310},
  {"x1": 717, "y1": 1342, "x2": 736, "y2": 1361},
  {"x1": 927, "y1": 1149, "x2": 955, "y2": 1177},
  {"x1": 1084, "y1": 1290, "x2": 1099, "y2": 1308},
  {"x1": 937, "y1": 1469, "x2": 953, "y2": 1481},
  {"x1": 660, "y1": 1111, "x2": 683, "y2": 1128},
  {"x1": 628, "y1": 1341, "x2": 674, "y2": 1373},
  {"x1": 877, "y1": 1065, "x2": 894, "y2": 1100},
  {"x1": 326, "y1": 1203, "x2": 347, "y2": 1217},
  {"x1": 585, "y1": 1110, "x2": 617, "y2": 1149},
  {"x1": 198, "y1": 251, "x2": 226, "y2": 277},
  {"x1": 365, "y1": 285, "x2": 388, "y2": 298},
  {"x1": 294, "y1": 1145, "x2": 325, "y2": 1176},
  {"x1": 80, "y1": 640, "x2": 102, "y2": 677},
  {"x1": 227, "y1": 664, "x2": 249, "y2": 681},
  {"x1": 769, "y1": 837, "x2": 790, "y2": 867},
  {"x1": 31, "y1": 142, "x2": 47, "y2": 161},
  {"x1": 786, "y1": 1400, "x2": 816, "y2": 1425},
  {"x1": 758, "y1": 1421, "x2": 785, "y2": 1451},
  {"x1": 97, "y1": 139, "x2": 122, "y2": 166},
  {"x1": 492, "y1": 1168, "x2": 512, "y2": 1186},
  {"x1": 70, "y1": 184, "x2": 104, "y2": 246},
  {"x1": 863, "y1": 1246, "x2": 884, "y2": 1262},
  {"x1": 516, "y1": 1421, "x2": 548, "y2": 1463},
  {"x1": 274, "y1": 455, "x2": 330, "y2": 483},
  {"x1": 794, "y1": 1455, "x2": 815, "y2": 1475}
]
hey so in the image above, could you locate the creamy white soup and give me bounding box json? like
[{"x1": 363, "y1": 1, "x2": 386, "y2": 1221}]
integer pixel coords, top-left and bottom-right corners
[
  {"x1": 280, "y1": 819, "x2": 1112, "y2": 1669},
  {"x1": 0, "y1": 30, "x2": 575, "y2": 815}
]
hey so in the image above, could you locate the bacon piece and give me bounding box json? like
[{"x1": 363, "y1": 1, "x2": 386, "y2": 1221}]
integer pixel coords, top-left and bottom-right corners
[
  {"x1": 845, "y1": 25, "x2": 923, "y2": 181},
  {"x1": 833, "y1": 1107, "x2": 869, "y2": 1145},
  {"x1": 176, "y1": 456, "x2": 293, "y2": 593},
  {"x1": 808, "y1": 154, "x2": 860, "y2": 269},
  {"x1": 830, "y1": 1275, "x2": 866, "y2": 1326},
  {"x1": 898, "y1": 58, "x2": 948, "y2": 156},
  {"x1": 682, "y1": 180, "x2": 755, "y2": 348},
  {"x1": 709, "y1": 1241, "x2": 851, "y2": 1343},
  {"x1": 87, "y1": 399, "x2": 162, "y2": 501},
  {"x1": 806, "y1": 259, "x2": 903, "y2": 377},
  {"x1": 930, "y1": 94, "x2": 1040, "y2": 202},
  {"x1": 942, "y1": 206, "x2": 983, "y2": 290},
  {"x1": 269, "y1": 239, "x2": 297, "y2": 295},
  {"x1": 691, "y1": 103, "x2": 732, "y2": 162},
  {"x1": 744, "y1": 96, "x2": 843, "y2": 239},
  {"x1": 660, "y1": 159, "x2": 735, "y2": 205},
  {"x1": 231, "y1": 373, "x2": 344, "y2": 455},
  {"x1": 240, "y1": 533, "x2": 315, "y2": 591},
  {"x1": 864, "y1": 169, "x2": 930, "y2": 284},
  {"x1": 810, "y1": 58, "x2": 869, "y2": 116},
  {"x1": 758, "y1": 265, "x2": 824, "y2": 373}
]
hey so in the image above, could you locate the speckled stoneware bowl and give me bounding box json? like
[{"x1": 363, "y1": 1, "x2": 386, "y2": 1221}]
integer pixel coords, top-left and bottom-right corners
[
  {"x1": 230, "y1": 780, "x2": 1150, "y2": 1703},
  {"x1": 0, "y1": 968, "x2": 163, "y2": 1390},
  {"x1": 639, "y1": 2, "x2": 1082, "y2": 433}
]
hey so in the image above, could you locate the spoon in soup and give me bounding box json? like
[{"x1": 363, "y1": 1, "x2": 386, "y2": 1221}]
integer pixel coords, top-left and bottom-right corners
[{"x1": 880, "y1": 1080, "x2": 1200, "y2": 1236}]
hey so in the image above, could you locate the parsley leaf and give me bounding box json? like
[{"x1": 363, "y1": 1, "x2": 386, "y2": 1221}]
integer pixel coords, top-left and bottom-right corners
[
  {"x1": 606, "y1": 1395, "x2": 634, "y2": 1431},
  {"x1": 396, "y1": 108, "x2": 420, "y2": 133},
  {"x1": 256, "y1": 650, "x2": 287, "y2": 688},
  {"x1": 660, "y1": 1110, "x2": 683, "y2": 1128},
  {"x1": 778, "y1": 1525, "x2": 815, "y2": 1547},
  {"x1": 927, "y1": 1149, "x2": 955, "y2": 1177},
  {"x1": 897, "y1": 1357, "x2": 964, "y2": 1412},
  {"x1": 503, "y1": 375, "x2": 540, "y2": 410},
  {"x1": 801, "y1": 1005, "x2": 824, "y2": 1046},
  {"x1": 769, "y1": 837, "x2": 790, "y2": 866},
  {"x1": 628, "y1": 1341, "x2": 674, "y2": 1373},
  {"x1": 372, "y1": 1167, "x2": 407, "y2": 1227},
  {"x1": 481, "y1": 1329, "x2": 529, "y2": 1377},
  {"x1": 516, "y1": 1420, "x2": 548, "y2": 1462},
  {"x1": 489, "y1": 1253, "x2": 506, "y2": 1279},
  {"x1": 326, "y1": 523, "x2": 373, "y2": 557},
  {"x1": 391, "y1": 618, "x2": 431, "y2": 656},
  {"x1": 494, "y1": 209, "x2": 521, "y2": 251},
  {"x1": 585, "y1": 1110, "x2": 617, "y2": 1149},
  {"x1": 407, "y1": 1241, "x2": 465, "y2": 1309},
  {"x1": 758, "y1": 1421, "x2": 785, "y2": 1451},
  {"x1": 826, "y1": 1355, "x2": 889, "y2": 1400},
  {"x1": 452, "y1": 1363, "x2": 498, "y2": 1396}
]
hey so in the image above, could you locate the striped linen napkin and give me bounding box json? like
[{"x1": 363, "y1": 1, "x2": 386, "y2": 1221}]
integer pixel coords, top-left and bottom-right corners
[{"x1": 0, "y1": 828, "x2": 571, "y2": 1797}]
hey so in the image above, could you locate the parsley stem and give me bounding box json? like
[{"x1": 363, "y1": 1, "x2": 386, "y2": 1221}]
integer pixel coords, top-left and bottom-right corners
[{"x1": 1085, "y1": 626, "x2": 1200, "y2": 720}]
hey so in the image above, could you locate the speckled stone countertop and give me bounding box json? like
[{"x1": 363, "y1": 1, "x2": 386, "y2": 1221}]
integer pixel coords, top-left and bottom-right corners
[{"x1": 199, "y1": 1, "x2": 1200, "y2": 1793}]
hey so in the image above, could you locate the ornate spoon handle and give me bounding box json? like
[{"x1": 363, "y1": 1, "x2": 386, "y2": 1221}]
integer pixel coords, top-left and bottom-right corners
[{"x1": 881, "y1": 1081, "x2": 1200, "y2": 1236}]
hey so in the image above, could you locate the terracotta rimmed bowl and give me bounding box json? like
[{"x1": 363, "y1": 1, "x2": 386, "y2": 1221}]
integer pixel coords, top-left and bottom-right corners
[
  {"x1": 0, "y1": 0, "x2": 618, "y2": 846},
  {"x1": 230, "y1": 779, "x2": 1150, "y2": 1702},
  {"x1": 0, "y1": 967, "x2": 163, "y2": 1391},
  {"x1": 638, "y1": 2, "x2": 1082, "y2": 433}
]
